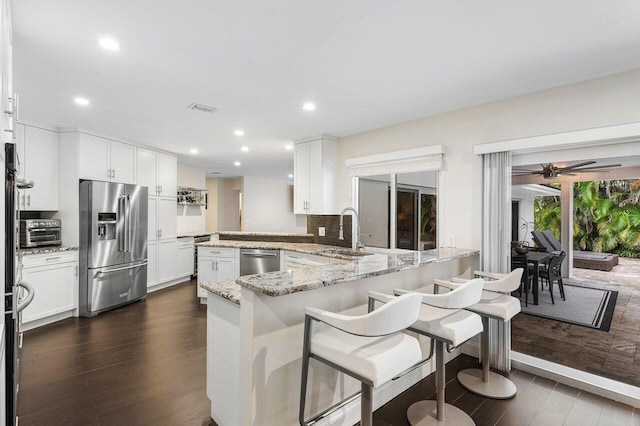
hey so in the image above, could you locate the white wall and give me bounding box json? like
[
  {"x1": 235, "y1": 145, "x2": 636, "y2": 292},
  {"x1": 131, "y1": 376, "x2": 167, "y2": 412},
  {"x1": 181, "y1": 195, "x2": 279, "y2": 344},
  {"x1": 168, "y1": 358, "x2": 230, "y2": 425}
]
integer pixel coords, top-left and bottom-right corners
[
  {"x1": 338, "y1": 68, "x2": 640, "y2": 251},
  {"x1": 218, "y1": 177, "x2": 241, "y2": 231},
  {"x1": 205, "y1": 177, "x2": 219, "y2": 232},
  {"x1": 242, "y1": 176, "x2": 307, "y2": 233},
  {"x1": 176, "y1": 162, "x2": 206, "y2": 234}
]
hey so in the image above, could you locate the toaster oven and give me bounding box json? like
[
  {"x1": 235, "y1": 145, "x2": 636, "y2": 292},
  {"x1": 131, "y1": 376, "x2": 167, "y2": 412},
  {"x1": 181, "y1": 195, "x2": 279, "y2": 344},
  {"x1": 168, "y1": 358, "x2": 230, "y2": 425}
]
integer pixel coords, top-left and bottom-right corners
[{"x1": 20, "y1": 219, "x2": 62, "y2": 248}]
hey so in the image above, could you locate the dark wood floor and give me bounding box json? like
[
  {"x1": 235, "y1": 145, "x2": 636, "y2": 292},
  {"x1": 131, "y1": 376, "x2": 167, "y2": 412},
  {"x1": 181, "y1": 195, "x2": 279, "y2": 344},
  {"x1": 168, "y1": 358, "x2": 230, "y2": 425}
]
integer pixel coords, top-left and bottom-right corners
[
  {"x1": 18, "y1": 279, "x2": 639, "y2": 425},
  {"x1": 18, "y1": 280, "x2": 210, "y2": 425},
  {"x1": 513, "y1": 258, "x2": 640, "y2": 387}
]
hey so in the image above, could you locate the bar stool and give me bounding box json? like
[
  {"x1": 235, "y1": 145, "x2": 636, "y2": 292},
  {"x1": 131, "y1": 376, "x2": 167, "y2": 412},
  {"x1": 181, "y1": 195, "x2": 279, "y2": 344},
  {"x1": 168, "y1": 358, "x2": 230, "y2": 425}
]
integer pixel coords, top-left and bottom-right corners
[
  {"x1": 393, "y1": 278, "x2": 484, "y2": 426},
  {"x1": 435, "y1": 268, "x2": 522, "y2": 399},
  {"x1": 299, "y1": 293, "x2": 424, "y2": 426}
]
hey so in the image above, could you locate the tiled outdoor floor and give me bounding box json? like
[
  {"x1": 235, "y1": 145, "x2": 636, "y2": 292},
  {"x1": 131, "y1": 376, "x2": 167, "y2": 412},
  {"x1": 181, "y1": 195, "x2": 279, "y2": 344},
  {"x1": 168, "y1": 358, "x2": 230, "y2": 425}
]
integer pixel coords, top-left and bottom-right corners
[{"x1": 512, "y1": 257, "x2": 640, "y2": 387}]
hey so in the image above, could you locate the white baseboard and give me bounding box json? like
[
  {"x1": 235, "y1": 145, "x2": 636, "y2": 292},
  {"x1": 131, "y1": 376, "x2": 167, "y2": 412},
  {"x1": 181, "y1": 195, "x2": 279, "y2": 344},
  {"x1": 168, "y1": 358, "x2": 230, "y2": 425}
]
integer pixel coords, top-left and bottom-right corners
[
  {"x1": 511, "y1": 351, "x2": 640, "y2": 408},
  {"x1": 21, "y1": 310, "x2": 74, "y2": 332},
  {"x1": 147, "y1": 275, "x2": 192, "y2": 293}
]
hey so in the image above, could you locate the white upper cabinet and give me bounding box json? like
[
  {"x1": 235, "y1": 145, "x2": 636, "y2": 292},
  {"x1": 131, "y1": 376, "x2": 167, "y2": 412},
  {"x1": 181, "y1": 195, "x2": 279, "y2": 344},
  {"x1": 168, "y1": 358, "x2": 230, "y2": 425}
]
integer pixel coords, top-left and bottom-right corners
[
  {"x1": 19, "y1": 124, "x2": 59, "y2": 211},
  {"x1": 78, "y1": 133, "x2": 110, "y2": 181},
  {"x1": 136, "y1": 148, "x2": 157, "y2": 192},
  {"x1": 136, "y1": 149, "x2": 177, "y2": 197},
  {"x1": 157, "y1": 197, "x2": 177, "y2": 240},
  {"x1": 293, "y1": 135, "x2": 338, "y2": 214},
  {"x1": 77, "y1": 133, "x2": 136, "y2": 183},
  {"x1": 109, "y1": 141, "x2": 136, "y2": 184},
  {"x1": 157, "y1": 153, "x2": 177, "y2": 197}
]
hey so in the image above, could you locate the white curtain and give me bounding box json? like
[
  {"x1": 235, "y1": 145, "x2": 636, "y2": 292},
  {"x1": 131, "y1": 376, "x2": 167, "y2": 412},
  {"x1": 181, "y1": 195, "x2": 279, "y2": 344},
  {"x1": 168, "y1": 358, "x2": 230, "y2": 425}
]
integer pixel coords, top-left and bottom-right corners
[{"x1": 482, "y1": 151, "x2": 512, "y2": 372}]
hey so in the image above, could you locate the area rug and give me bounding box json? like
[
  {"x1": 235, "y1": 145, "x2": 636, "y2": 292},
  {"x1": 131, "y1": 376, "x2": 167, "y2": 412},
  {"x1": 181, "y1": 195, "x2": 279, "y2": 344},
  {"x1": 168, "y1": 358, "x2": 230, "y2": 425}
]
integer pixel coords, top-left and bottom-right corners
[{"x1": 517, "y1": 284, "x2": 618, "y2": 331}]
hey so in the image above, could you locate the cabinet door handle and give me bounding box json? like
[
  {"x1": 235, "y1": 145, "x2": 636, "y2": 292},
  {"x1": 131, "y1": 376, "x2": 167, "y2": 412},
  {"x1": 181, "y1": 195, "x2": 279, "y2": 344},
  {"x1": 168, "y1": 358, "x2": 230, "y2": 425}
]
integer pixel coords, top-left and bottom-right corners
[
  {"x1": 160, "y1": 185, "x2": 163, "y2": 194},
  {"x1": 26, "y1": 195, "x2": 30, "y2": 207},
  {"x1": 46, "y1": 256, "x2": 61, "y2": 262},
  {"x1": 113, "y1": 169, "x2": 116, "y2": 179}
]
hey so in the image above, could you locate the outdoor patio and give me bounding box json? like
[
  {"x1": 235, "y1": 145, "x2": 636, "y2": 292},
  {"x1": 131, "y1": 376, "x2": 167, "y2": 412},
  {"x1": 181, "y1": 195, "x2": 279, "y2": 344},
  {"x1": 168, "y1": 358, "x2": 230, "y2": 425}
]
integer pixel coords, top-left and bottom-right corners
[{"x1": 512, "y1": 257, "x2": 640, "y2": 387}]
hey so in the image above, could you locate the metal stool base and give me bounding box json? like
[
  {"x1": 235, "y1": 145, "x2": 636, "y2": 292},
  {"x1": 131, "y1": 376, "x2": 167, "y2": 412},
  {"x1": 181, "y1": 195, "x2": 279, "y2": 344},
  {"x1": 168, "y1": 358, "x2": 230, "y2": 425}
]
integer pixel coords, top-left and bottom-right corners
[
  {"x1": 407, "y1": 401, "x2": 475, "y2": 426},
  {"x1": 457, "y1": 368, "x2": 517, "y2": 399}
]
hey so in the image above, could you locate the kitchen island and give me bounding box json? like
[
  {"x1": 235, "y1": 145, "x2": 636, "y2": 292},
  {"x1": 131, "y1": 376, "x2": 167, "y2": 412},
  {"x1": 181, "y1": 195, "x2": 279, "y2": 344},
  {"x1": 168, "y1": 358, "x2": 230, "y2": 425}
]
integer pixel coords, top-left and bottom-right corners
[{"x1": 200, "y1": 247, "x2": 479, "y2": 426}]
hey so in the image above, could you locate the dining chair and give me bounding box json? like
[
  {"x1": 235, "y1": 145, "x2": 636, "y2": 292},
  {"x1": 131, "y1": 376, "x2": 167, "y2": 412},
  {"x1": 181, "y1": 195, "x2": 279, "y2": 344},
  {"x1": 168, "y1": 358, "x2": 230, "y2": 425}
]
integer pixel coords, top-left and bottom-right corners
[
  {"x1": 511, "y1": 255, "x2": 533, "y2": 306},
  {"x1": 539, "y1": 251, "x2": 566, "y2": 302}
]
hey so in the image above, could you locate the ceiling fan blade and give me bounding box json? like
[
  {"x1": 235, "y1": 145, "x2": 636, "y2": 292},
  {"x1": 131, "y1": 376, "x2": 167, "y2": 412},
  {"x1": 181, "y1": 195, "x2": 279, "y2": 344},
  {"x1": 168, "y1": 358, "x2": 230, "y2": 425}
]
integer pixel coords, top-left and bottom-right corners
[
  {"x1": 512, "y1": 169, "x2": 541, "y2": 173},
  {"x1": 557, "y1": 161, "x2": 596, "y2": 171},
  {"x1": 570, "y1": 164, "x2": 622, "y2": 172}
]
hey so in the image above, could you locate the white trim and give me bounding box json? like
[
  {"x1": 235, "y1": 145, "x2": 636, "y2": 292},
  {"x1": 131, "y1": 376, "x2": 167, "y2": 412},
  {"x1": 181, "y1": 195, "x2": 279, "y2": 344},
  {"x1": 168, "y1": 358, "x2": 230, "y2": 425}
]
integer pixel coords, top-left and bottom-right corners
[
  {"x1": 461, "y1": 345, "x2": 640, "y2": 408},
  {"x1": 294, "y1": 134, "x2": 338, "y2": 144},
  {"x1": 473, "y1": 121, "x2": 640, "y2": 155},
  {"x1": 147, "y1": 276, "x2": 192, "y2": 293},
  {"x1": 511, "y1": 351, "x2": 640, "y2": 408},
  {"x1": 346, "y1": 145, "x2": 444, "y2": 177}
]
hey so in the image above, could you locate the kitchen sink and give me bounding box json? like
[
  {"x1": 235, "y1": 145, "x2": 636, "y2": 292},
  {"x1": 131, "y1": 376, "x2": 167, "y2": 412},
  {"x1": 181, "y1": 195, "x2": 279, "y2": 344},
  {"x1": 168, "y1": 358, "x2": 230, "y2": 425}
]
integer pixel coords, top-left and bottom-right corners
[{"x1": 319, "y1": 248, "x2": 371, "y2": 257}]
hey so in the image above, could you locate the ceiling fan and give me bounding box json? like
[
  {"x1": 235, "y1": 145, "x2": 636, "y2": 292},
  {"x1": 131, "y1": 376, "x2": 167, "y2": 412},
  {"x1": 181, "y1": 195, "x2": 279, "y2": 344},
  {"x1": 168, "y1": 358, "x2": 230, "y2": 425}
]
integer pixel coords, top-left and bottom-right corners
[{"x1": 512, "y1": 161, "x2": 622, "y2": 179}]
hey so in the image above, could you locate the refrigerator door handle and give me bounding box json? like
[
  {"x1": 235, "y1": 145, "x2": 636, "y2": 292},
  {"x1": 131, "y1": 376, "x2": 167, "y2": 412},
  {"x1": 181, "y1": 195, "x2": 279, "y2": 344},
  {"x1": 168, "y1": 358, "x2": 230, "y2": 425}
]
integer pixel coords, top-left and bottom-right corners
[
  {"x1": 16, "y1": 280, "x2": 35, "y2": 314},
  {"x1": 125, "y1": 195, "x2": 131, "y2": 252},
  {"x1": 118, "y1": 195, "x2": 127, "y2": 252},
  {"x1": 94, "y1": 261, "x2": 148, "y2": 276}
]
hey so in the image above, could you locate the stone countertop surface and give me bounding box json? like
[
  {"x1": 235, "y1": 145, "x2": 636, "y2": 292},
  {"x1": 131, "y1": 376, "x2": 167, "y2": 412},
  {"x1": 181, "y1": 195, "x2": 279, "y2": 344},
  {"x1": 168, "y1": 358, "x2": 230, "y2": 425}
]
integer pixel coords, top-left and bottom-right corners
[
  {"x1": 18, "y1": 246, "x2": 79, "y2": 257},
  {"x1": 215, "y1": 231, "x2": 314, "y2": 238},
  {"x1": 177, "y1": 232, "x2": 214, "y2": 238},
  {"x1": 197, "y1": 241, "x2": 371, "y2": 261},
  {"x1": 200, "y1": 279, "x2": 241, "y2": 305},
  {"x1": 236, "y1": 248, "x2": 479, "y2": 297}
]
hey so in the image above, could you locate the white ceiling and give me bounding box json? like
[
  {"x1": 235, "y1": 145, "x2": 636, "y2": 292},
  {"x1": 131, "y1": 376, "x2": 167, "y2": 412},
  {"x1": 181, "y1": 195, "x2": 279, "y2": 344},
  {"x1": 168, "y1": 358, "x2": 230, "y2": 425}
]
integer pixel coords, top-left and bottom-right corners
[{"x1": 13, "y1": 0, "x2": 640, "y2": 178}]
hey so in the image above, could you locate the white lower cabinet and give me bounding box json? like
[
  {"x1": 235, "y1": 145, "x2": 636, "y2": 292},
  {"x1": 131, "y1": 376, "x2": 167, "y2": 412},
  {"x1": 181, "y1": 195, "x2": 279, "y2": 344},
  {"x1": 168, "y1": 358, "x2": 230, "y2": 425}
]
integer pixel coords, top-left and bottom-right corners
[
  {"x1": 20, "y1": 251, "x2": 78, "y2": 328},
  {"x1": 177, "y1": 238, "x2": 195, "y2": 277},
  {"x1": 197, "y1": 247, "x2": 238, "y2": 298},
  {"x1": 147, "y1": 238, "x2": 192, "y2": 290},
  {"x1": 147, "y1": 241, "x2": 158, "y2": 288},
  {"x1": 158, "y1": 239, "x2": 178, "y2": 283}
]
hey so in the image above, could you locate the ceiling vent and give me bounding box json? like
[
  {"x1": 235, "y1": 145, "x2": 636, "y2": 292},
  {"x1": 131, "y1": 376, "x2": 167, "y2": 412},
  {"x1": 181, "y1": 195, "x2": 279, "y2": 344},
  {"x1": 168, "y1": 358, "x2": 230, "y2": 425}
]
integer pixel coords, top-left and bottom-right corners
[{"x1": 188, "y1": 103, "x2": 217, "y2": 114}]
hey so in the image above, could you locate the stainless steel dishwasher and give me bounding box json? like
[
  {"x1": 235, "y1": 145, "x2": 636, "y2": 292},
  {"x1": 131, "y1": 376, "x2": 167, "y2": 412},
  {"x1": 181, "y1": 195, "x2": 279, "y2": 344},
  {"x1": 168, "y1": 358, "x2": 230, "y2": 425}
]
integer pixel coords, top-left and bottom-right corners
[{"x1": 239, "y1": 249, "x2": 281, "y2": 276}]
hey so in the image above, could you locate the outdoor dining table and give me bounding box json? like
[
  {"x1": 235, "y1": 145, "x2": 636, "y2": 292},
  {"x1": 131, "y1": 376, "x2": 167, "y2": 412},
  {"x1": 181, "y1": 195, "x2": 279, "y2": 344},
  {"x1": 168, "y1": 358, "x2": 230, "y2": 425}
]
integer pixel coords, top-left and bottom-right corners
[{"x1": 512, "y1": 250, "x2": 554, "y2": 305}]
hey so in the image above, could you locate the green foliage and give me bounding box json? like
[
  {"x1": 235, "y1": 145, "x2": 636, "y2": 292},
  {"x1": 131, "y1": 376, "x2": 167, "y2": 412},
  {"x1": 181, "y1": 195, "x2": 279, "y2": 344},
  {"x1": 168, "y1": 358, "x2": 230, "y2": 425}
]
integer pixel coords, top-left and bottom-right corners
[
  {"x1": 533, "y1": 179, "x2": 640, "y2": 258},
  {"x1": 420, "y1": 194, "x2": 437, "y2": 243}
]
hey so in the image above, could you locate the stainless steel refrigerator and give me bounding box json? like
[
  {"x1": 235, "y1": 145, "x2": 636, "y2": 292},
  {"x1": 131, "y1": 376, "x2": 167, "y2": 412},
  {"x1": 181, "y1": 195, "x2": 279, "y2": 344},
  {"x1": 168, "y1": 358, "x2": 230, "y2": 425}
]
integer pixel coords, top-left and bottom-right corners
[
  {"x1": 4, "y1": 143, "x2": 36, "y2": 426},
  {"x1": 79, "y1": 180, "x2": 148, "y2": 317}
]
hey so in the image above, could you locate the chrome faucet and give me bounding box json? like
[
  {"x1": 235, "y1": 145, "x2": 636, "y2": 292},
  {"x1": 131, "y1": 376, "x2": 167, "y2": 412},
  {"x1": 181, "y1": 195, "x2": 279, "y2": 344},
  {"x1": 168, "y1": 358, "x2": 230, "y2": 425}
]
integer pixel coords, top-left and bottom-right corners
[{"x1": 339, "y1": 207, "x2": 365, "y2": 251}]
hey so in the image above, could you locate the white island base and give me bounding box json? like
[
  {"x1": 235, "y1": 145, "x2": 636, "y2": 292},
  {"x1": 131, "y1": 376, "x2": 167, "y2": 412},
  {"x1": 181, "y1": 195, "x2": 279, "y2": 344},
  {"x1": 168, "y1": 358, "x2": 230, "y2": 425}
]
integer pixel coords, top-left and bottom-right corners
[{"x1": 205, "y1": 250, "x2": 478, "y2": 426}]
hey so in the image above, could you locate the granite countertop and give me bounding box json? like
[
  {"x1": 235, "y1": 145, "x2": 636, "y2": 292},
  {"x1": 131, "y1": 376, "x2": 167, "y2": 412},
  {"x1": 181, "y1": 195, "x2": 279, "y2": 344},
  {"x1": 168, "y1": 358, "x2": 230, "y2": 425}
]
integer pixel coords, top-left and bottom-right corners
[
  {"x1": 216, "y1": 231, "x2": 314, "y2": 238},
  {"x1": 237, "y1": 248, "x2": 479, "y2": 297},
  {"x1": 198, "y1": 241, "x2": 370, "y2": 261},
  {"x1": 200, "y1": 279, "x2": 241, "y2": 305},
  {"x1": 177, "y1": 232, "x2": 214, "y2": 238},
  {"x1": 18, "y1": 246, "x2": 79, "y2": 257}
]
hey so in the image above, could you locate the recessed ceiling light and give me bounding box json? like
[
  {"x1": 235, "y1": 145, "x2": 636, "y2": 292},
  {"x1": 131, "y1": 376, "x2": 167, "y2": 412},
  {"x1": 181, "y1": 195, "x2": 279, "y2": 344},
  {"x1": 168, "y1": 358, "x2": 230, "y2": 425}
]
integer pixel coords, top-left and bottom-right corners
[
  {"x1": 74, "y1": 97, "x2": 90, "y2": 106},
  {"x1": 302, "y1": 102, "x2": 316, "y2": 111},
  {"x1": 98, "y1": 37, "x2": 121, "y2": 51},
  {"x1": 288, "y1": 174, "x2": 293, "y2": 179},
  {"x1": 285, "y1": 144, "x2": 294, "y2": 150},
  {"x1": 190, "y1": 148, "x2": 198, "y2": 154},
  {"x1": 241, "y1": 146, "x2": 249, "y2": 152},
  {"x1": 234, "y1": 129, "x2": 245, "y2": 136},
  {"x1": 234, "y1": 161, "x2": 241, "y2": 167}
]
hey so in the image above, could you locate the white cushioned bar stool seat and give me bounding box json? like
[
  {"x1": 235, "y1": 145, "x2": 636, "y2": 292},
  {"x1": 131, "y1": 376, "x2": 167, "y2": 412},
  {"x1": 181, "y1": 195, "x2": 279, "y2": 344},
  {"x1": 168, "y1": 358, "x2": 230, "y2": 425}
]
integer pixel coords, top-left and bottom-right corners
[
  {"x1": 437, "y1": 268, "x2": 523, "y2": 399},
  {"x1": 311, "y1": 324, "x2": 422, "y2": 388},
  {"x1": 299, "y1": 293, "x2": 424, "y2": 426},
  {"x1": 394, "y1": 278, "x2": 484, "y2": 426}
]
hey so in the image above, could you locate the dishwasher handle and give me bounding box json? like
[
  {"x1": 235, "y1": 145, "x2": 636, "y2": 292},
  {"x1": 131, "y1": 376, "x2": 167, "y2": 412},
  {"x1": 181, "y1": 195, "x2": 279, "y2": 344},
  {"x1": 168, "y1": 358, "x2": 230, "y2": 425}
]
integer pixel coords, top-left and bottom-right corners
[{"x1": 241, "y1": 252, "x2": 279, "y2": 257}]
